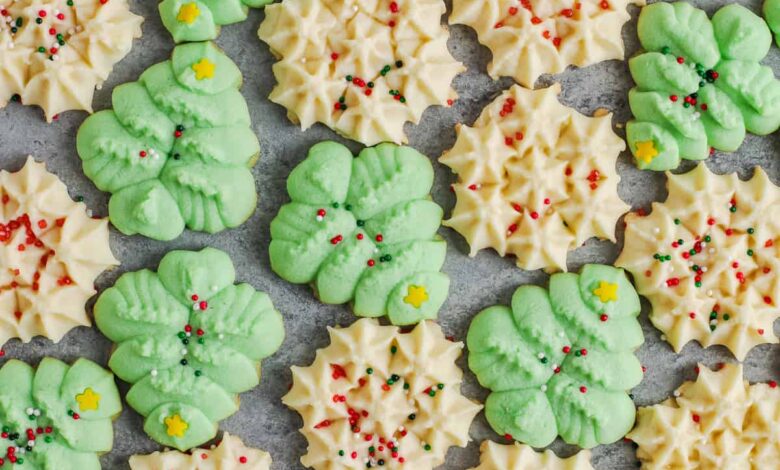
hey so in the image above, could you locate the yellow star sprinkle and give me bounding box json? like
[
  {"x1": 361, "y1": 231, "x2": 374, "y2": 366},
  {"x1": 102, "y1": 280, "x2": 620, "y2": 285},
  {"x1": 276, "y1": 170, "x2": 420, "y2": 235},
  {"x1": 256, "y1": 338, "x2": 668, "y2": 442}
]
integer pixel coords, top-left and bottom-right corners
[
  {"x1": 164, "y1": 414, "x2": 189, "y2": 437},
  {"x1": 192, "y1": 58, "x2": 216, "y2": 80},
  {"x1": 75, "y1": 388, "x2": 100, "y2": 412},
  {"x1": 177, "y1": 3, "x2": 200, "y2": 24},
  {"x1": 403, "y1": 285, "x2": 429, "y2": 308},
  {"x1": 635, "y1": 140, "x2": 659, "y2": 164},
  {"x1": 593, "y1": 281, "x2": 619, "y2": 303}
]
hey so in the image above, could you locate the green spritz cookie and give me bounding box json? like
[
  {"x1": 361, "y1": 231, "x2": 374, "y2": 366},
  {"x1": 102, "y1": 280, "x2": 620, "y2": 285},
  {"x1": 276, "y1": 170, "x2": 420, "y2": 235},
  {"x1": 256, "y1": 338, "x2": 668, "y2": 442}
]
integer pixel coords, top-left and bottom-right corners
[
  {"x1": 0, "y1": 358, "x2": 122, "y2": 469},
  {"x1": 766, "y1": 0, "x2": 780, "y2": 45},
  {"x1": 269, "y1": 141, "x2": 450, "y2": 325},
  {"x1": 160, "y1": 0, "x2": 272, "y2": 43},
  {"x1": 467, "y1": 264, "x2": 644, "y2": 449},
  {"x1": 627, "y1": 2, "x2": 780, "y2": 170},
  {"x1": 94, "y1": 248, "x2": 285, "y2": 451},
  {"x1": 77, "y1": 41, "x2": 260, "y2": 241}
]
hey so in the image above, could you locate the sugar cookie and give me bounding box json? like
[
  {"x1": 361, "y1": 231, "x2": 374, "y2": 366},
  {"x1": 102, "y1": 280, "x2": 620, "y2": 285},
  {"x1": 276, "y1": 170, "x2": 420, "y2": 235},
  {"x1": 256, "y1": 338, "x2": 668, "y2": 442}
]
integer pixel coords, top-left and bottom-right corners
[
  {"x1": 130, "y1": 432, "x2": 272, "y2": 470},
  {"x1": 469, "y1": 441, "x2": 593, "y2": 470}
]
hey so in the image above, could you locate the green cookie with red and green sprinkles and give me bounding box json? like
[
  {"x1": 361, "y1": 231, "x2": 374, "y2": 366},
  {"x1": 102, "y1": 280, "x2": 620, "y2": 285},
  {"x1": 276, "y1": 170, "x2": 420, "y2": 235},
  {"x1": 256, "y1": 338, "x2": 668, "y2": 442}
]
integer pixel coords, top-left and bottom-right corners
[
  {"x1": 467, "y1": 264, "x2": 644, "y2": 449},
  {"x1": 627, "y1": 2, "x2": 780, "y2": 170},
  {"x1": 94, "y1": 247, "x2": 285, "y2": 451},
  {"x1": 269, "y1": 141, "x2": 450, "y2": 325},
  {"x1": 0, "y1": 358, "x2": 122, "y2": 469},
  {"x1": 160, "y1": 0, "x2": 273, "y2": 43}
]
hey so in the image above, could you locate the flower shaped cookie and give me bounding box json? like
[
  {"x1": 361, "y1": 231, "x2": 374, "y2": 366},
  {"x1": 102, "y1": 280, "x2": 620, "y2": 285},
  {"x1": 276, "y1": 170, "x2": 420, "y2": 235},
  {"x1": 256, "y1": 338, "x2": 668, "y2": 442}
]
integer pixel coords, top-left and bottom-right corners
[
  {"x1": 0, "y1": 157, "x2": 118, "y2": 347},
  {"x1": 258, "y1": 0, "x2": 464, "y2": 145},
  {"x1": 441, "y1": 84, "x2": 628, "y2": 272},
  {"x1": 451, "y1": 0, "x2": 643, "y2": 88},
  {"x1": 160, "y1": 0, "x2": 272, "y2": 43},
  {"x1": 94, "y1": 248, "x2": 285, "y2": 451},
  {"x1": 130, "y1": 432, "x2": 272, "y2": 469},
  {"x1": 0, "y1": 0, "x2": 143, "y2": 121},
  {"x1": 77, "y1": 41, "x2": 260, "y2": 241},
  {"x1": 0, "y1": 358, "x2": 122, "y2": 470},
  {"x1": 269, "y1": 141, "x2": 450, "y2": 325},
  {"x1": 627, "y1": 2, "x2": 780, "y2": 170},
  {"x1": 467, "y1": 264, "x2": 644, "y2": 449},
  {"x1": 629, "y1": 364, "x2": 780, "y2": 468},
  {"x1": 284, "y1": 318, "x2": 481, "y2": 470},
  {"x1": 617, "y1": 165, "x2": 780, "y2": 360}
]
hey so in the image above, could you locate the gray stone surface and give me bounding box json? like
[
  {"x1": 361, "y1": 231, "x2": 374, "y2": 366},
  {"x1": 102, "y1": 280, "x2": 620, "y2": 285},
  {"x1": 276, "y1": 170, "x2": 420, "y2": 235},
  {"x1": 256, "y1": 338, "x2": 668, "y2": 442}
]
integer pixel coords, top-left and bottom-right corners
[{"x1": 0, "y1": 0, "x2": 779, "y2": 468}]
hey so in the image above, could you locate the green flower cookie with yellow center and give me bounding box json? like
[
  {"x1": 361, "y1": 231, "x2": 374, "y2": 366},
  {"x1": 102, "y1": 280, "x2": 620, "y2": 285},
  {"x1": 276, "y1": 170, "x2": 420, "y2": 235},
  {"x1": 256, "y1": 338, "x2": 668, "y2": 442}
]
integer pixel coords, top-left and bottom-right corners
[
  {"x1": 467, "y1": 264, "x2": 644, "y2": 449},
  {"x1": 77, "y1": 41, "x2": 260, "y2": 241},
  {"x1": 627, "y1": 2, "x2": 780, "y2": 170},
  {"x1": 269, "y1": 141, "x2": 450, "y2": 325},
  {"x1": 94, "y1": 248, "x2": 285, "y2": 451},
  {"x1": 159, "y1": 0, "x2": 272, "y2": 43},
  {"x1": 0, "y1": 358, "x2": 122, "y2": 470}
]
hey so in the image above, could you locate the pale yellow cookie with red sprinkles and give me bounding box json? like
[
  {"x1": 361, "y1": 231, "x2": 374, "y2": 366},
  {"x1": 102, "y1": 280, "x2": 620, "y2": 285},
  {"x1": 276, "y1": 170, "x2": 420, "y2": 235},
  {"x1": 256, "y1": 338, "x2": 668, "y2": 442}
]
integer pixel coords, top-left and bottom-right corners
[
  {"x1": 129, "y1": 432, "x2": 272, "y2": 470},
  {"x1": 616, "y1": 164, "x2": 780, "y2": 360},
  {"x1": 283, "y1": 318, "x2": 481, "y2": 469},
  {"x1": 450, "y1": 0, "x2": 644, "y2": 88}
]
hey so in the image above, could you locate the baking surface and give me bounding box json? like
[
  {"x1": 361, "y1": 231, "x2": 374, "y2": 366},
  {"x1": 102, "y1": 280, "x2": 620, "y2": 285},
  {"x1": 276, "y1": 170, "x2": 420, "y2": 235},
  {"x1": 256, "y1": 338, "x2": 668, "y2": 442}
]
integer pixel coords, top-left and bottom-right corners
[{"x1": 0, "y1": 0, "x2": 778, "y2": 468}]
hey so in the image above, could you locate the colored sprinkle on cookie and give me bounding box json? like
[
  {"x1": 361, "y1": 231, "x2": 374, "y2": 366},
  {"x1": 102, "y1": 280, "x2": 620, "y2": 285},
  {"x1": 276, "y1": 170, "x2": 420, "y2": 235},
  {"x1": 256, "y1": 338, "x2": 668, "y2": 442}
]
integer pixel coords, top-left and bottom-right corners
[
  {"x1": 0, "y1": 0, "x2": 142, "y2": 121},
  {"x1": 627, "y1": 2, "x2": 780, "y2": 170},
  {"x1": 629, "y1": 363, "x2": 780, "y2": 468},
  {"x1": 269, "y1": 141, "x2": 450, "y2": 325},
  {"x1": 467, "y1": 264, "x2": 643, "y2": 449},
  {"x1": 160, "y1": 0, "x2": 272, "y2": 43},
  {"x1": 94, "y1": 248, "x2": 285, "y2": 451},
  {"x1": 0, "y1": 157, "x2": 118, "y2": 347},
  {"x1": 258, "y1": 0, "x2": 463, "y2": 145},
  {"x1": 451, "y1": 0, "x2": 644, "y2": 88},
  {"x1": 284, "y1": 319, "x2": 481, "y2": 470},
  {"x1": 441, "y1": 84, "x2": 628, "y2": 272},
  {"x1": 130, "y1": 432, "x2": 272, "y2": 470},
  {"x1": 617, "y1": 165, "x2": 780, "y2": 360},
  {"x1": 469, "y1": 441, "x2": 593, "y2": 470},
  {"x1": 76, "y1": 41, "x2": 260, "y2": 241},
  {"x1": 0, "y1": 358, "x2": 122, "y2": 469}
]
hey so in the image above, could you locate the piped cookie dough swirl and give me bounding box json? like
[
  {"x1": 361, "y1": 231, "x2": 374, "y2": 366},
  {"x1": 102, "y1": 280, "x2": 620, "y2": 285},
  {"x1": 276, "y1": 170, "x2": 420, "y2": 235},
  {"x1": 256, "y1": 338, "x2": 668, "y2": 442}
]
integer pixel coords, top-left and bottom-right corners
[
  {"x1": 0, "y1": 0, "x2": 142, "y2": 121},
  {"x1": 617, "y1": 165, "x2": 780, "y2": 360},
  {"x1": 0, "y1": 157, "x2": 118, "y2": 347},
  {"x1": 77, "y1": 41, "x2": 260, "y2": 241},
  {"x1": 284, "y1": 319, "x2": 481, "y2": 470},
  {"x1": 258, "y1": 0, "x2": 464, "y2": 145}
]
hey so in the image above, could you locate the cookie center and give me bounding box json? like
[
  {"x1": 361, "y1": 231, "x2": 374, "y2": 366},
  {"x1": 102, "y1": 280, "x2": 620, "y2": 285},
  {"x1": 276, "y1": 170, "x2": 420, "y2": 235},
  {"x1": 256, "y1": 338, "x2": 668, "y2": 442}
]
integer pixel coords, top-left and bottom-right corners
[
  {"x1": 0, "y1": 0, "x2": 83, "y2": 66},
  {"x1": 0, "y1": 407, "x2": 60, "y2": 465},
  {"x1": 493, "y1": 0, "x2": 602, "y2": 46}
]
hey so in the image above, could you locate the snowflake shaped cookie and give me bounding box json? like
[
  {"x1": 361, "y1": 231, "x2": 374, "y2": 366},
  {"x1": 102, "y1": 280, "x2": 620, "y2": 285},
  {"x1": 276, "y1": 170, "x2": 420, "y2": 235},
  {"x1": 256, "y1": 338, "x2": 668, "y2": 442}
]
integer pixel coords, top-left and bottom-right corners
[
  {"x1": 629, "y1": 363, "x2": 780, "y2": 469},
  {"x1": 450, "y1": 0, "x2": 643, "y2": 88},
  {"x1": 0, "y1": 0, "x2": 142, "y2": 121},
  {"x1": 284, "y1": 318, "x2": 481, "y2": 469},
  {"x1": 616, "y1": 164, "x2": 780, "y2": 360},
  {"x1": 258, "y1": 0, "x2": 464, "y2": 145},
  {"x1": 441, "y1": 84, "x2": 628, "y2": 272},
  {"x1": 0, "y1": 157, "x2": 117, "y2": 347}
]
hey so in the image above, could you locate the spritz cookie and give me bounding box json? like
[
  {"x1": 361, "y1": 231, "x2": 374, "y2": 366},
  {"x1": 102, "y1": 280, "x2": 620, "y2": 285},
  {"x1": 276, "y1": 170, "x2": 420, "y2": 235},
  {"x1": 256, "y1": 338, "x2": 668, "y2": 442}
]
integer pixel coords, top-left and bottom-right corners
[
  {"x1": 629, "y1": 363, "x2": 780, "y2": 469},
  {"x1": 95, "y1": 248, "x2": 285, "y2": 450},
  {"x1": 469, "y1": 441, "x2": 593, "y2": 470},
  {"x1": 767, "y1": 0, "x2": 780, "y2": 45},
  {"x1": 284, "y1": 318, "x2": 481, "y2": 469},
  {"x1": 130, "y1": 432, "x2": 272, "y2": 470},
  {"x1": 450, "y1": 0, "x2": 644, "y2": 88},
  {"x1": 258, "y1": 0, "x2": 464, "y2": 145},
  {"x1": 160, "y1": 0, "x2": 272, "y2": 43},
  {"x1": 617, "y1": 165, "x2": 780, "y2": 360},
  {"x1": 441, "y1": 84, "x2": 628, "y2": 272},
  {"x1": 0, "y1": 157, "x2": 117, "y2": 347},
  {"x1": 0, "y1": 0, "x2": 142, "y2": 121}
]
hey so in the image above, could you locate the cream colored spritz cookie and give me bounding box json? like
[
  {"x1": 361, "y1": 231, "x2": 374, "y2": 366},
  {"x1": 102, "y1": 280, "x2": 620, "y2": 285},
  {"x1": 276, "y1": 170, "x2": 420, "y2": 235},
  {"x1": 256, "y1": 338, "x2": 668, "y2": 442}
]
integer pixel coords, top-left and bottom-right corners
[
  {"x1": 284, "y1": 318, "x2": 481, "y2": 469},
  {"x1": 0, "y1": 0, "x2": 143, "y2": 121},
  {"x1": 441, "y1": 83, "x2": 628, "y2": 272},
  {"x1": 129, "y1": 433, "x2": 272, "y2": 470},
  {"x1": 0, "y1": 157, "x2": 117, "y2": 345},
  {"x1": 258, "y1": 0, "x2": 464, "y2": 145},
  {"x1": 470, "y1": 441, "x2": 594, "y2": 470},
  {"x1": 629, "y1": 363, "x2": 780, "y2": 469},
  {"x1": 450, "y1": 0, "x2": 644, "y2": 88},
  {"x1": 616, "y1": 165, "x2": 780, "y2": 360}
]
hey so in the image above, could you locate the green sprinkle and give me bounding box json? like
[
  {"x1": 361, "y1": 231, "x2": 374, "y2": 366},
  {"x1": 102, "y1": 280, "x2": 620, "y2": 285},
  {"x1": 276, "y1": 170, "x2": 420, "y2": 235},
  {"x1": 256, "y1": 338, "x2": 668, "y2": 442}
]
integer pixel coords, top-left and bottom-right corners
[
  {"x1": 541, "y1": 357, "x2": 548, "y2": 364},
  {"x1": 16, "y1": 18, "x2": 22, "y2": 27},
  {"x1": 748, "y1": 249, "x2": 754, "y2": 256},
  {"x1": 748, "y1": 228, "x2": 755, "y2": 234},
  {"x1": 332, "y1": 202, "x2": 340, "y2": 208},
  {"x1": 35, "y1": 17, "x2": 42, "y2": 24},
  {"x1": 723, "y1": 314, "x2": 730, "y2": 321},
  {"x1": 194, "y1": 370, "x2": 202, "y2": 377},
  {"x1": 44, "y1": 436, "x2": 53, "y2": 443},
  {"x1": 710, "y1": 324, "x2": 716, "y2": 332},
  {"x1": 366, "y1": 368, "x2": 373, "y2": 375},
  {"x1": 369, "y1": 446, "x2": 375, "y2": 453},
  {"x1": 384, "y1": 255, "x2": 392, "y2": 261},
  {"x1": 574, "y1": 350, "x2": 581, "y2": 357},
  {"x1": 67, "y1": 0, "x2": 73, "y2": 5},
  {"x1": 403, "y1": 382, "x2": 410, "y2": 390},
  {"x1": 357, "y1": 220, "x2": 365, "y2": 227},
  {"x1": 692, "y1": 265, "x2": 699, "y2": 272},
  {"x1": 38, "y1": 46, "x2": 46, "y2": 53},
  {"x1": 178, "y1": 332, "x2": 186, "y2": 339},
  {"x1": 338, "y1": 96, "x2": 345, "y2": 103},
  {"x1": 437, "y1": 383, "x2": 444, "y2": 390},
  {"x1": 674, "y1": 218, "x2": 681, "y2": 225},
  {"x1": 730, "y1": 206, "x2": 737, "y2": 213},
  {"x1": 2, "y1": 426, "x2": 8, "y2": 433},
  {"x1": 424, "y1": 444, "x2": 432, "y2": 451},
  {"x1": 695, "y1": 282, "x2": 702, "y2": 288},
  {"x1": 664, "y1": 255, "x2": 671, "y2": 261},
  {"x1": 704, "y1": 235, "x2": 712, "y2": 242},
  {"x1": 180, "y1": 359, "x2": 188, "y2": 366},
  {"x1": 710, "y1": 312, "x2": 717, "y2": 319},
  {"x1": 198, "y1": 338, "x2": 205, "y2": 345},
  {"x1": 346, "y1": 75, "x2": 353, "y2": 82},
  {"x1": 16, "y1": 458, "x2": 23, "y2": 465},
  {"x1": 428, "y1": 389, "x2": 436, "y2": 397},
  {"x1": 683, "y1": 102, "x2": 690, "y2": 108},
  {"x1": 75, "y1": 196, "x2": 84, "y2": 202},
  {"x1": 339, "y1": 450, "x2": 345, "y2": 456},
  {"x1": 699, "y1": 81, "x2": 706, "y2": 87},
  {"x1": 661, "y1": 46, "x2": 671, "y2": 54},
  {"x1": 395, "y1": 60, "x2": 404, "y2": 68},
  {"x1": 345, "y1": 204, "x2": 352, "y2": 210},
  {"x1": 408, "y1": 413, "x2": 416, "y2": 420},
  {"x1": 399, "y1": 97, "x2": 406, "y2": 103},
  {"x1": 367, "y1": 82, "x2": 374, "y2": 88},
  {"x1": 390, "y1": 346, "x2": 397, "y2": 354}
]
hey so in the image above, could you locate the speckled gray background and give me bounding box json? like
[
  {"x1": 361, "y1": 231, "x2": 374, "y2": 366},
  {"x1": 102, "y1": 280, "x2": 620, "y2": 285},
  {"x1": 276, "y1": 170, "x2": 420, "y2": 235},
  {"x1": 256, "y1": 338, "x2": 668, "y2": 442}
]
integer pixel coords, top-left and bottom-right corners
[{"x1": 0, "y1": 0, "x2": 779, "y2": 468}]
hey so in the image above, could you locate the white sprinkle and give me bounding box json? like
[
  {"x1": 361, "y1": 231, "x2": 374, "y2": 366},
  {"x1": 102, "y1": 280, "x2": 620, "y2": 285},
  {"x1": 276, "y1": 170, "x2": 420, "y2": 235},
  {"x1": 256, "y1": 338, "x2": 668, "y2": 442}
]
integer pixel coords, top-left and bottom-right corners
[
  {"x1": 218, "y1": 333, "x2": 225, "y2": 340},
  {"x1": 151, "y1": 369, "x2": 158, "y2": 377},
  {"x1": 710, "y1": 320, "x2": 717, "y2": 325},
  {"x1": 25, "y1": 408, "x2": 33, "y2": 415},
  {"x1": 193, "y1": 303, "x2": 200, "y2": 310},
  {"x1": 536, "y1": 352, "x2": 545, "y2": 359},
  {"x1": 709, "y1": 248, "x2": 716, "y2": 254},
  {"x1": 86, "y1": 210, "x2": 93, "y2": 217},
  {"x1": 673, "y1": 390, "x2": 681, "y2": 397},
  {"x1": 211, "y1": 285, "x2": 218, "y2": 291},
  {"x1": 540, "y1": 385, "x2": 547, "y2": 392},
  {"x1": 707, "y1": 290, "x2": 714, "y2": 297},
  {"x1": 185, "y1": 332, "x2": 191, "y2": 337},
  {"x1": 316, "y1": 215, "x2": 324, "y2": 222},
  {"x1": 33, "y1": 409, "x2": 40, "y2": 416},
  {"x1": 301, "y1": 57, "x2": 307, "y2": 63},
  {"x1": 18, "y1": 448, "x2": 25, "y2": 455},
  {"x1": 701, "y1": 266, "x2": 708, "y2": 273},
  {"x1": 551, "y1": 363, "x2": 558, "y2": 371},
  {"x1": 181, "y1": 348, "x2": 188, "y2": 355},
  {"x1": 653, "y1": 227, "x2": 660, "y2": 234},
  {"x1": 27, "y1": 440, "x2": 34, "y2": 447}
]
